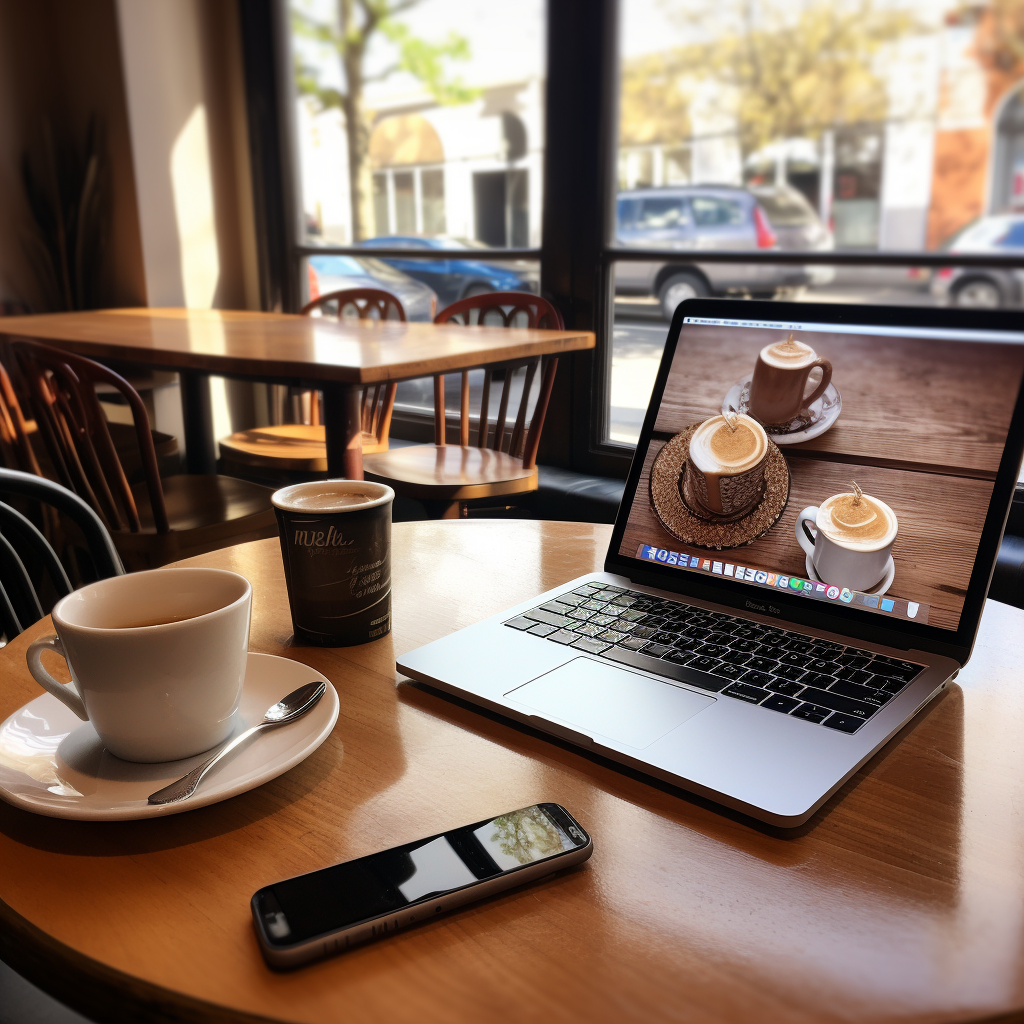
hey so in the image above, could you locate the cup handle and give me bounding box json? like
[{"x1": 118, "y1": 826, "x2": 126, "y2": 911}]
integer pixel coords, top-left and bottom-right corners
[
  {"x1": 26, "y1": 634, "x2": 89, "y2": 721},
  {"x1": 796, "y1": 507, "x2": 819, "y2": 559},
  {"x1": 803, "y1": 358, "x2": 832, "y2": 408}
]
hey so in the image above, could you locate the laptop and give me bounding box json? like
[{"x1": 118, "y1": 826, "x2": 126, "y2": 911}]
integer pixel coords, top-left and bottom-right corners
[{"x1": 397, "y1": 300, "x2": 1024, "y2": 826}]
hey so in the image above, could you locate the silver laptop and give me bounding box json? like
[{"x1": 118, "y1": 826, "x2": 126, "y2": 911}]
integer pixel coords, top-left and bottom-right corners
[{"x1": 398, "y1": 300, "x2": 1024, "y2": 826}]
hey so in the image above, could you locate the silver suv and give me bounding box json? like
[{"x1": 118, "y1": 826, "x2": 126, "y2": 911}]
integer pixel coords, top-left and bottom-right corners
[{"x1": 615, "y1": 185, "x2": 834, "y2": 318}]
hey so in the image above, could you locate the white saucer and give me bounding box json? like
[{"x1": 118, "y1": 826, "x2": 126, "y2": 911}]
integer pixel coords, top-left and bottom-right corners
[
  {"x1": 722, "y1": 375, "x2": 842, "y2": 444},
  {"x1": 0, "y1": 653, "x2": 338, "y2": 821},
  {"x1": 804, "y1": 553, "x2": 895, "y2": 597}
]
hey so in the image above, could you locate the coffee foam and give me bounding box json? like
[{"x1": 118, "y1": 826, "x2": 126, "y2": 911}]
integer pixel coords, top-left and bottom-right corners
[
  {"x1": 818, "y1": 492, "x2": 897, "y2": 551},
  {"x1": 759, "y1": 335, "x2": 816, "y2": 370},
  {"x1": 272, "y1": 480, "x2": 394, "y2": 513},
  {"x1": 689, "y1": 414, "x2": 767, "y2": 474}
]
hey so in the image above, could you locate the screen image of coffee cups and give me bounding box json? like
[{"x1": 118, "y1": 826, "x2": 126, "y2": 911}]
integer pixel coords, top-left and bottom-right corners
[
  {"x1": 796, "y1": 487, "x2": 897, "y2": 594},
  {"x1": 619, "y1": 320, "x2": 1024, "y2": 632},
  {"x1": 747, "y1": 333, "x2": 831, "y2": 427},
  {"x1": 685, "y1": 413, "x2": 767, "y2": 518}
]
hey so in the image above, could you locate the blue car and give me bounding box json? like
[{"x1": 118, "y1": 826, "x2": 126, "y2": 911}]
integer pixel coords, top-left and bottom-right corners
[{"x1": 358, "y1": 236, "x2": 539, "y2": 308}]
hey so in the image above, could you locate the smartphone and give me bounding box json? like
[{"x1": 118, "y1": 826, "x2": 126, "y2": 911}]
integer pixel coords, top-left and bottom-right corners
[{"x1": 251, "y1": 802, "x2": 592, "y2": 968}]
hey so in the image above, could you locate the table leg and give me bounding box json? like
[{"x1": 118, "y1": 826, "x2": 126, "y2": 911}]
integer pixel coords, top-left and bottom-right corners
[
  {"x1": 322, "y1": 382, "x2": 364, "y2": 479},
  {"x1": 179, "y1": 370, "x2": 216, "y2": 475}
]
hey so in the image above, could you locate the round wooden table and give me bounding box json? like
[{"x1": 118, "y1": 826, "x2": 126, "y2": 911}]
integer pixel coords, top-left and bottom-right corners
[{"x1": 2, "y1": 521, "x2": 1024, "y2": 1024}]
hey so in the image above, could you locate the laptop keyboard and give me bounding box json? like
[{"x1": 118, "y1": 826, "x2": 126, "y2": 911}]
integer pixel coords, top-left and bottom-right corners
[{"x1": 503, "y1": 583, "x2": 925, "y2": 735}]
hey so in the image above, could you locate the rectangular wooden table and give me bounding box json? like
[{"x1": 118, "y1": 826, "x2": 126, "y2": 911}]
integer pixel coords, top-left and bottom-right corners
[{"x1": 0, "y1": 309, "x2": 595, "y2": 478}]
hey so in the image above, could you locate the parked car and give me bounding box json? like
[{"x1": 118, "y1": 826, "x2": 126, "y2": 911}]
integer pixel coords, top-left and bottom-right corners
[
  {"x1": 358, "y1": 236, "x2": 540, "y2": 308},
  {"x1": 931, "y1": 215, "x2": 1024, "y2": 308},
  {"x1": 306, "y1": 255, "x2": 438, "y2": 321},
  {"x1": 615, "y1": 184, "x2": 834, "y2": 318}
]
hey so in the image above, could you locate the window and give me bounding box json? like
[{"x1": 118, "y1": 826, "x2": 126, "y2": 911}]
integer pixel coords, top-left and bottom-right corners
[{"x1": 605, "y1": 0, "x2": 1024, "y2": 447}]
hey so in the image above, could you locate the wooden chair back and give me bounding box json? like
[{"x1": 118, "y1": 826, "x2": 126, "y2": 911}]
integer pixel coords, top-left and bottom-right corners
[
  {"x1": 0, "y1": 355, "x2": 42, "y2": 475},
  {"x1": 301, "y1": 288, "x2": 406, "y2": 321},
  {"x1": 431, "y1": 292, "x2": 564, "y2": 470},
  {"x1": 297, "y1": 288, "x2": 405, "y2": 430},
  {"x1": 14, "y1": 342, "x2": 170, "y2": 534}
]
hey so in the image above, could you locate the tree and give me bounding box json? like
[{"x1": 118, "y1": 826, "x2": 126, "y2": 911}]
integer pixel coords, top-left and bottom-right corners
[
  {"x1": 293, "y1": 0, "x2": 476, "y2": 241},
  {"x1": 620, "y1": 0, "x2": 919, "y2": 159}
]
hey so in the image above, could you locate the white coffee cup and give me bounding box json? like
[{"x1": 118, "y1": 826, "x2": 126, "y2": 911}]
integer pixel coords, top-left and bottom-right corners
[
  {"x1": 25, "y1": 568, "x2": 251, "y2": 763},
  {"x1": 796, "y1": 492, "x2": 898, "y2": 592}
]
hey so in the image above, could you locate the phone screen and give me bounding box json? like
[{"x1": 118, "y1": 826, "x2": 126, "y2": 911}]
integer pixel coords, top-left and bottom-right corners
[{"x1": 255, "y1": 804, "x2": 584, "y2": 946}]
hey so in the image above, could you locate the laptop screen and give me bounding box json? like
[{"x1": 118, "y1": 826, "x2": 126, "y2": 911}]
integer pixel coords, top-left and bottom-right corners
[{"x1": 612, "y1": 309, "x2": 1024, "y2": 635}]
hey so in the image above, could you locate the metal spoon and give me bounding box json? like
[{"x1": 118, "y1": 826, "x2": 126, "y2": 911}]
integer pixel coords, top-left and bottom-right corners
[{"x1": 148, "y1": 682, "x2": 327, "y2": 805}]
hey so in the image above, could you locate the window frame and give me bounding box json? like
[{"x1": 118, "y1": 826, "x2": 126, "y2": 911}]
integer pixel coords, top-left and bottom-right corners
[{"x1": 241, "y1": 0, "x2": 1024, "y2": 482}]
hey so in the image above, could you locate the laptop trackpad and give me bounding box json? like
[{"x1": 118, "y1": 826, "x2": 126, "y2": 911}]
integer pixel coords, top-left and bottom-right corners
[{"x1": 504, "y1": 657, "x2": 714, "y2": 750}]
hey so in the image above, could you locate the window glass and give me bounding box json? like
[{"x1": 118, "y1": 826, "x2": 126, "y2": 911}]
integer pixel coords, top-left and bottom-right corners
[
  {"x1": 290, "y1": 0, "x2": 546, "y2": 248},
  {"x1": 636, "y1": 197, "x2": 690, "y2": 229},
  {"x1": 608, "y1": 0, "x2": 1024, "y2": 448}
]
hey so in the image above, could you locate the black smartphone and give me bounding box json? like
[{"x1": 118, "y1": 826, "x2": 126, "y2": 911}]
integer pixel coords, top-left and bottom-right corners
[{"x1": 251, "y1": 802, "x2": 592, "y2": 968}]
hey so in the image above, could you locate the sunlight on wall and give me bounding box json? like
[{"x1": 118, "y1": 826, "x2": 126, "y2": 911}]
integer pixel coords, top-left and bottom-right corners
[
  {"x1": 170, "y1": 104, "x2": 220, "y2": 307},
  {"x1": 170, "y1": 103, "x2": 231, "y2": 446}
]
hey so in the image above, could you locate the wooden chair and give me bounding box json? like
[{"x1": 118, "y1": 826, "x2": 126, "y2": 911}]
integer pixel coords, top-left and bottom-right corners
[
  {"x1": 0, "y1": 357, "x2": 43, "y2": 475},
  {"x1": 14, "y1": 341, "x2": 277, "y2": 572},
  {"x1": 362, "y1": 292, "x2": 563, "y2": 518},
  {"x1": 218, "y1": 289, "x2": 403, "y2": 482}
]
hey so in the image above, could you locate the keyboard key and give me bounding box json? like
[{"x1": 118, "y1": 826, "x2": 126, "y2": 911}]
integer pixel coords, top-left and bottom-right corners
[
  {"x1": 829, "y1": 679, "x2": 883, "y2": 702},
  {"x1": 652, "y1": 631, "x2": 680, "y2": 644},
  {"x1": 683, "y1": 627, "x2": 712, "y2": 642},
  {"x1": 878, "y1": 676, "x2": 911, "y2": 693},
  {"x1": 540, "y1": 601, "x2": 573, "y2": 615},
  {"x1": 762, "y1": 693, "x2": 801, "y2": 714},
  {"x1": 683, "y1": 654, "x2": 719, "y2": 672},
  {"x1": 566, "y1": 608, "x2": 595, "y2": 621},
  {"x1": 590, "y1": 592, "x2": 614, "y2": 603},
  {"x1": 581, "y1": 600, "x2": 608, "y2": 612},
  {"x1": 779, "y1": 651, "x2": 812, "y2": 667},
  {"x1": 790, "y1": 702, "x2": 831, "y2": 723},
  {"x1": 796, "y1": 686, "x2": 878, "y2": 719},
  {"x1": 524, "y1": 609, "x2": 573, "y2": 628},
  {"x1": 570, "y1": 637, "x2": 611, "y2": 655},
  {"x1": 836, "y1": 667, "x2": 873, "y2": 685},
  {"x1": 730, "y1": 626, "x2": 761, "y2": 640},
  {"x1": 547, "y1": 629, "x2": 580, "y2": 644},
  {"x1": 741, "y1": 670, "x2": 774, "y2": 688},
  {"x1": 574, "y1": 622, "x2": 606, "y2": 638},
  {"x1": 728, "y1": 638, "x2": 761, "y2": 653},
  {"x1": 590, "y1": 613, "x2": 619, "y2": 627},
  {"x1": 619, "y1": 609, "x2": 647, "y2": 622},
  {"x1": 723, "y1": 682, "x2": 771, "y2": 704},
  {"x1": 603, "y1": 586, "x2": 627, "y2": 594},
  {"x1": 715, "y1": 662, "x2": 747, "y2": 680},
  {"x1": 631, "y1": 626, "x2": 659, "y2": 640},
  {"x1": 800, "y1": 672, "x2": 837, "y2": 689},
  {"x1": 823, "y1": 713, "x2": 864, "y2": 734},
  {"x1": 773, "y1": 664, "x2": 806, "y2": 682},
  {"x1": 609, "y1": 595, "x2": 637, "y2": 608},
  {"x1": 813, "y1": 641, "x2": 845, "y2": 655},
  {"x1": 640, "y1": 643, "x2": 672, "y2": 659},
  {"x1": 528, "y1": 623, "x2": 559, "y2": 637},
  {"x1": 784, "y1": 638, "x2": 817, "y2": 654},
  {"x1": 706, "y1": 631, "x2": 734, "y2": 646},
  {"x1": 696, "y1": 643, "x2": 729, "y2": 659},
  {"x1": 872, "y1": 657, "x2": 922, "y2": 680},
  {"x1": 805, "y1": 658, "x2": 841, "y2": 674},
  {"x1": 557, "y1": 594, "x2": 584, "y2": 607},
  {"x1": 504, "y1": 616, "x2": 534, "y2": 630},
  {"x1": 746, "y1": 656, "x2": 778, "y2": 673},
  {"x1": 766, "y1": 678, "x2": 805, "y2": 697},
  {"x1": 861, "y1": 689, "x2": 894, "y2": 706},
  {"x1": 720, "y1": 649, "x2": 751, "y2": 665},
  {"x1": 618, "y1": 636, "x2": 650, "y2": 651},
  {"x1": 598, "y1": 630, "x2": 628, "y2": 643},
  {"x1": 602, "y1": 646, "x2": 730, "y2": 692},
  {"x1": 837, "y1": 655, "x2": 872, "y2": 669}
]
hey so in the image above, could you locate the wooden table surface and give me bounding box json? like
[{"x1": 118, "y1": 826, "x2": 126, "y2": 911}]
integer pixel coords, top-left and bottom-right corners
[
  {"x1": 2, "y1": 521, "x2": 1024, "y2": 1024},
  {"x1": 0, "y1": 309, "x2": 594, "y2": 477}
]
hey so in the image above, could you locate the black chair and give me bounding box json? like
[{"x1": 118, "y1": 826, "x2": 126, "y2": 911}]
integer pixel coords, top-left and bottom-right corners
[{"x1": 0, "y1": 467, "x2": 123, "y2": 640}]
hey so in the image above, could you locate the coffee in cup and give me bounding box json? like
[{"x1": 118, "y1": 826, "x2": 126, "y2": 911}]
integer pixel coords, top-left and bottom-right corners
[
  {"x1": 25, "y1": 568, "x2": 252, "y2": 762},
  {"x1": 273, "y1": 480, "x2": 395, "y2": 647},
  {"x1": 683, "y1": 412, "x2": 768, "y2": 518},
  {"x1": 796, "y1": 484, "x2": 898, "y2": 591},
  {"x1": 747, "y1": 333, "x2": 832, "y2": 426}
]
